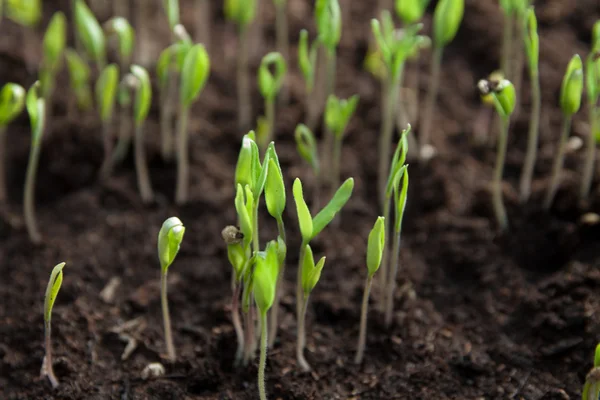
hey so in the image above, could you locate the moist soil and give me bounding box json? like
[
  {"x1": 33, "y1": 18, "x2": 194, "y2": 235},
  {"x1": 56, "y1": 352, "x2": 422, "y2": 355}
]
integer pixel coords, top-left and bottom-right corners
[{"x1": 2, "y1": 0, "x2": 600, "y2": 399}]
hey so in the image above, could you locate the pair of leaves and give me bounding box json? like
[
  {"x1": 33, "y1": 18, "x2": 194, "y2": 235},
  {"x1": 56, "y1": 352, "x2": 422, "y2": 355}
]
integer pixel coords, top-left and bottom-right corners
[
  {"x1": 157, "y1": 39, "x2": 192, "y2": 90},
  {"x1": 158, "y1": 217, "x2": 186, "y2": 272},
  {"x1": 385, "y1": 126, "x2": 409, "y2": 199},
  {"x1": 560, "y1": 55, "x2": 584, "y2": 116},
  {"x1": 235, "y1": 133, "x2": 275, "y2": 201},
  {"x1": 26, "y1": 82, "x2": 45, "y2": 146},
  {"x1": 104, "y1": 17, "x2": 135, "y2": 66},
  {"x1": 433, "y1": 0, "x2": 464, "y2": 48},
  {"x1": 65, "y1": 49, "x2": 93, "y2": 110},
  {"x1": 5, "y1": 0, "x2": 41, "y2": 26},
  {"x1": 395, "y1": 0, "x2": 431, "y2": 25},
  {"x1": 295, "y1": 124, "x2": 320, "y2": 175},
  {"x1": 43, "y1": 262, "x2": 65, "y2": 323},
  {"x1": 301, "y1": 244, "x2": 326, "y2": 294},
  {"x1": 0, "y1": 83, "x2": 26, "y2": 126},
  {"x1": 522, "y1": 7, "x2": 539, "y2": 72},
  {"x1": 258, "y1": 52, "x2": 287, "y2": 102},
  {"x1": 253, "y1": 241, "x2": 280, "y2": 313},
  {"x1": 315, "y1": 0, "x2": 341, "y2": 51},
  {"x1": 74, "y1": 0, "x2": 106, "y2": 68},
  {"x1": 225, "y1": 0, "x2": 256, "y2": 28},
  {"x1": 298, "y1": 30, "x2": 320, "y2": 92},
  {"x1": 325, "y1": 94, "x2": 359, "y2": 138},
  {"x1": 477, "y1": 79, "x2": 516, "y2": 119},
  {"x1": 366, "y1": 217, "x2": 385, "y2": 277},
  {"x1": 293, "y1": 177, "x2": 354, "y2": 243}
]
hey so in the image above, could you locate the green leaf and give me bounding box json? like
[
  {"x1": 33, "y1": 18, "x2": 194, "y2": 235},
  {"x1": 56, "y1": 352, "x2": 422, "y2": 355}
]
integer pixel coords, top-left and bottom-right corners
[
  {"x1": 586, "y1": 52, "x2": 600, "y2": 104},
  {"x1": 0, "y1": 83, "x2": 26, "y2": 126},
  {"x1": 252, "y1": 142, "x2": 272, "y2": 200},
  {"x1": 593, "y1": 20, "x2": 600, "y2": 51},
  {"x1": 265, "y1": 157, "x2": 286, "y2": 222},
  {"x1": 42, "y1": 12, "x2": 67, "y2": 75},
  {"x1": 179, "y1": 44, "x2": 210, "y2": 108},
  {"x1": 386, "y1": 126, "x2": 410, "y2": 198},
  {"x1": 294, "y1": 124, "x2": 319, "y2": 174},
  {"x1": 235, "y1": 134, "x2": 255, "y2": 189},
  {"x1": 26, "y1": 81, "x2": 45, "y2": 145},
  {"x1": 225, "y1": 0, "x2": 257, "y2": 27},
  {"x1": 311, "y1": 177, "x2": 354, "y2": 238},
  {"x1": 560, "y1": 54, "x2": 584, "y2": 116},
  {"x1": 253, "y1": 241, "x2": 279, "y2": 313},
  {"x1": 393, "y1": 168, "x2": 409, "y2": 232},
  {"x1": 298, "y1": 30, "x2": 319, "y2": 91},
  {"x1": 293, "y1": 178, "x2": 313, "y2": 243},
  {"x1": 315, "y1": 0, "x2": 341, "y2": 50},
  {"x1": 5, "y1": 0, "x2": 41, "y2": 26},
  {"x1": 227, "y1": 242, "x2": 246, "y2": 281},
  {"x1": 492, "y1": 79, "x2": 517, "y2": 118},
  {"x1": 163, "y1": 0, "x2": 180, "y2": 29},
  {"x1": 522, "y1": 7, "x2": 539, "y2": 72},
  {"x1": 325, "y1": 94, "x2": 359, "y2": 138},
  {"x1": 595, "y1": 343, "x2": 600, "y2": 368},
  {"x1": 43, "y1": 262, "x2": 65, "y2": 323},
  {"x1": 130, "y1": 65, "x2": 152, "y2": 126},
  {"x1": 95, "y1": 64, "x2": 119, "y2": 122},
  {"x1": 74, "y1": 0, "x2": 106, "y2": 67},
  {"x1": 395, "y1": 0, "x2": 431, "y2": 25},
  {"x1": 301, "y1": 244, "x2": 326, "y2": 294},
  {"x1": 433, "y1": 0, "x2": 464, "y2": 48},
  {"x1": 276, "y1": 235, "x2": 287, "y2": 268},
  {"x1": 157, "y1": 217, "x2": 185, "y2": 272},
  {"x1": 235, "y1": 184, "x2": 253, "y2": 250},
  {"x1": 65, "y1": 49, "x2": 93, "y2": 110},
  {"x1": 104, "y1": 17, "x2": 135, "y2": 66},
  {"x1": 258, "y1": 52, "x2": 287, "y2": 102},
  {"x1": 367, "y1": 217, "x2": 385, "y2": 276}
]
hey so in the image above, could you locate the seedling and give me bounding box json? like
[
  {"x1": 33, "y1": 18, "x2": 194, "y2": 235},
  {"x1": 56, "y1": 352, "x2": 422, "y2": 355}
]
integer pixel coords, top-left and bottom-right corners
[
  {"x1": 163, "y1": 0, "x2": 180, "y2": 31},
  {"x1": 273, "y1": 0, "x2": 289, "y2": 101},
  {"x1": 257, "y1": 52, "x2": 287, "y2": 152},
  {"x1": 0, "y1": 83, "x2": 26, "y2": 203},
  {"x1": 294, "y1": 124, "x2": 321, "y2": 207},
  {"x1": 24, "y1": 81, "x2": 45, "y2": 244},
  {"x1": 544, "y1": 55, "x2": 583, "y2": 209},
  {"x1": 420, "y1": 0, "x2": 464, "y2": 160},
  {"x1": 292, "y1": 177, "x2": 353, "y2": 370},
  {"x1": 582, "y1": 343, "x2": 600, "y2": 400},
  {"x1": 73, "y1": 0, "x2": 106, "y2": 71},
  {"x1": 355, "y1": 217, "x2": 385, "y2": 364},
  {"x1": 477, "y1": 78, "x2": 516, "y2": 230},
  {"x1": 104, "y1": 17, "x2": 135, "y2": 72},
  {"x1": 65, "y1": 49, "x2": 93, "y2": 112},
  {"x1": 41, "y1": 262, "x2": 65, "y2": 389},
  {"x1": 96, "y1": 64, "x2": 120, "y2": 179},
  {"x1": 175, "y1": 44, "x2": 210, "y2": 204},
  {"x1": 518, "y1": 7, "x2": 540, "y2": 203},
  {"x1": 40, "y1": 12, "x2": 66, "y2": 103},
  {"x1": 158, "y1": 217, "x2": 186, "y2": 362},
  {"x1": 298, "y1": 29, "x2": 321, "y2": 130},
  {"x1": 225, "y1": 0, "x2": 257, "y2": 128}
]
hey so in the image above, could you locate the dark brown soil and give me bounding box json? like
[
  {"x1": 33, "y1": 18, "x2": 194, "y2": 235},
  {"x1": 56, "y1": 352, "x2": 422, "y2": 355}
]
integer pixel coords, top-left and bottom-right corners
[{"x1": 2, "y1": 0, "x2": 600, "y2": 399}]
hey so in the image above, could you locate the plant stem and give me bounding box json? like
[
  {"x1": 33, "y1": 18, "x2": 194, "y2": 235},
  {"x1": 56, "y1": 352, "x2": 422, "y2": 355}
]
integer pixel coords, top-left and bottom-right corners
[
  {"x1": 411, "y1": 54, "x2": 420, "y2": 124},
  {"x1": 258, "y1": 311, "x2": 268, "y2": 400},
  {"x1": 512, "y1": 16, "x2": 524, "y2": 118},
  {"x1": 384, "y1": 228, "x2": 401, "y2": 327},
  {"x1": 295, "y1": 241, "x2": 307, "y2": 323},
  {"x1": 262, "y1": 98, "x2": 275, "y2": 153},
  {"x1": 275, "y1": 2, "x2": 289, "y2": 104},
  {"x1": 252, "y1": 204, "x2": 260, "y2": 254},
  {"x1": 519, "y1": 71, "x2": 541, "y2": 203},
  {"x1": 544, "y1": 117, "x2": 572, "y2": 210},
  {"x1": 580, "y1": 106, "x2": 598, "y2": 202},
  {"x1": 175, "y1": 106, "x2": 190, "y2": 205},
  {"x1": 378, "y1": 75, "x2": 400, "y2": 209},
  {"x1": 134, "y1": 123, "x2": 154, "y2": 204},
  {"x1": 322, "y1": 48, "x2": 337, "y2": 178},
  {"x1": 41, "y1": 320, "x2": 59, "y2": 388},
  {"x1": 195, "y1": 0, "x2": 211, "y2": 52},
  {"x1": 237, "y1": 26, "x2": 252, "y2": 129},
  {"x1": 24, "y1": 141, "x2": 42, "y2": 244},
  {"x1": 501, "y1": 11, "x2": 513, "y2": 78},
  {"x1": 161, "y1": 270, "x2": 176, "y2": 362},
  {"x1": 160, "y1": 69, "x2": 177, "y2": 161},
  {"x1": 378, "y1": 196, "x2": 391, "y2": 310},
  {"x1": 355, "y1": 275, "x2": 373, "y2": 364},
  {"x1": 493, "y1": 116, "x2": 510, "y2": 231},
  {"x1": 0, "y1": 127, "x2": 7, "y2": 203},
  {"x1": 296, "y1": 293, "x2": 311, "y2": 371},
  {"x1": 268, "y1": 219, "x2": 286, "y2": 347},
  {"x1": 99, "y1": 120, "x2": 114, "y2": 180},
  {"x1": 232, "y1": 282, "x2": 245, "y2": 366},
  {"x1": 419, "y1": 46, "x2": 443, "y2": 162}
]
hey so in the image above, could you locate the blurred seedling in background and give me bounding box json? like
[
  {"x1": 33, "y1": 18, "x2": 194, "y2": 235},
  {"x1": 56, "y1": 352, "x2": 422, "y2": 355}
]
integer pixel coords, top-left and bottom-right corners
[
  {"x1": 41, "y1": 262, "x2": 65, "y2": 389},
  {"x1": 73, "y1": 0, "x2": 106, "y2": 71},
  {"x1": 257, "y1": 52, "x2": 287, "y2": 153},
  {"x1": 582, "y1": 343, "x2": 600, "y2": 400},
  {"x1": 0, "y1": 83, "x2": 26, "y2": 203},
  {"x1": 65, "y1": 49, "x2": 93, "y2": 115},
  {"x1": 4, "y1": 0, "x2": 42, "y2": 70},
  {"x1": 298, "y1": 29, "x2": 321, "y2": 131},
  {"x1": 96, "y1": 64, "x2": 119, "y2": 179},
  {"x1": 40, "y1": 11, "x2": 66, "y2": 125},
  {"x1": 294, "y1": 124, "x2": 321, "y2": 208}
]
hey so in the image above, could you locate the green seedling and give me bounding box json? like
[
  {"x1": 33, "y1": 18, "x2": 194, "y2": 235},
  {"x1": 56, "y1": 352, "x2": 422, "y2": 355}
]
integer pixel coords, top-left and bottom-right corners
[
  {"x1": 396, "y1": 0, "x2": 430, "y2": 25},
  {"x1": 257, "y1": 52, "x2": 287, "y2": 152},
  {"x1": 477, "y1": 78, "x2": 516, "y2": 230},
  {"x1": 298, "y1": 29, "x2": 321, "y2": 130},
  {"x1": 158, "y1": 216, "x2": 186, "y2": 362},
  {"x1": 253, "y1": 241, "x2": 279, "y2": 400},
  {"x1": 294, "y1": 124, "x2": 321, "y2": 207},
  {"x1": 103, "y1": 17, "x2": 135, "y2": 72},
  {"x1": 5, "y1": 0, "x2": 41, "y2": 26},
  {"x1": 65, "y1": 49, "x2": 93, "y2": 111},
  {"x1": 163, "y1": 0, "x2": 180, "y2": 30},
  {"x1": 325, "y1": 94, "x2": 359, "y2": 193},
  {"x1": 273, "y1": 0, "x2": 289, "y2": 102},
  {"x1": 175, "y1": 44, "x2": 210, "y2": 204},
  {"x1": 0, "y1": 83, "x2": 25, "y2": 203},
  {"x1": 582, "y1": 343, "x2": 600, "y2": 400},
  {"x1": 96, "y1": 64, "x2": 120, "y2": 179},
  {"x1": 41, "y1": 262, "x2": 65, "y2": 388},
  {"x1": 24, "y1": 81, "x2": 45, "y2": 244},
  {"x1": 355, "y1": 217, "x2": 385, "y2": 364},
  {"x1": 293, "y1": 177, "x2": 353, "y2": 370},
  {"x1": 420, "y1": 0, "x2": 464, "y2": 161},
  {"x1": 225, "y1": 0, "x2": 257, "y2": 128},
  {"x1": 73, "y1": 0, "x2": 106, "y2": 70},
  {"x1": 40, "y1": 12, "x2": 66, "y2": 102},
  {"x1": 518, "y1": 7, "x2": 540, "y2": 203},
  {"x1": 544, "y1": 55, "x2": 583, "y2": 209}
]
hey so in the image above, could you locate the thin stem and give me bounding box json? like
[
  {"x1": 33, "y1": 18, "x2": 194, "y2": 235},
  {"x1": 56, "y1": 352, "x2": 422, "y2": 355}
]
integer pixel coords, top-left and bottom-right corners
[
  {"x1": 252, "y1": 204, "x2": 260, "y2": 254},
  {"x1": 332, "y1": 135, "x2": 342, "y2": 201},
  {"x1": 258, "y1": 311, "x2": 269, "y2": 400},
  {"x1": 519, "y1": 71, "x2": 541, "y2": 203},
  {"x1": 419, "y1": 46, "x2": 443, "y2": 162},
  {"x1": 232, "y1": 282, "x2": 245, "y2": 366},
  {"x1": 237, "y1": 26, "x2": 252, "y2": 129},
  {"x1": 268, "y1": 219, "x2": 286, "y2": 347},
  {"x1": 99, "y1": 120, "x2": 114, "y2": 180},
  {"x1": 194, "y1": 0, "x2": 211, "y2": 52},
  {"x1": 175, "y1": 106, "x2": 190, "y2": 205},
  {"x1": 322, "y1": 48, "x2": 337, "y2": 179},
  {"x1": 544, "y1": 117, "x2": 572, "y2": 210},
  {"x1": 262, "y1": 98, "x2": 275, "y2": 153},
  {"x1": 160, "y1": 69, "x2": 177, "y2": 161},
  {"x1": 580, "y1": 106, "x2": 598, "y2": 201},
  {"x1": 275, "y1": 2, "x2": 289, "y2": 104},
  {"x1": 134, "y1": 123, "x2": 154, "y2": 204},
  {"x1": 112, "y1": 103, "x2": 132, "y2": 166},
  {"x1": 355, "y1": 275, "x2": 373, "y2": 364},
  {"x1": 378, "y1": 75, "x2": 400, "y2": 209},
  {"x1": 512, "y1": 16, "x2": 524, "y2": 118},
  {"x1": 493, "y1": 116, "x2": 510, "y2": 230},
  {"x1": 24, "y1": 141, "x2": 42, "y2": 244},
  {"x1": 41, "y1": 320, "x2": 59, "y2": 388},
  {"x1": 296, "y1": 293, "x2": 311, "y2": 371},
  {"x1": 161, "y1": 270, "x2": 176, "y2": 362},
  {"x1": 0, "y1": 127, "x2": 7, "y2": 202},
  {"x1": 384, "y1": 228, "x2": 401, "y2": 327},
  {"x1": 411, "y1": 54, "x2": 420, "y2": 124},
  {"x1": 501, "y1": 11, "x2": 514, "y2": 79},
  {"x1": 295, "y1": 241, "x2": 307, "y2": 322},
  {"x1": 378, "y1": 196, "x2": 391, "y2": 310}
]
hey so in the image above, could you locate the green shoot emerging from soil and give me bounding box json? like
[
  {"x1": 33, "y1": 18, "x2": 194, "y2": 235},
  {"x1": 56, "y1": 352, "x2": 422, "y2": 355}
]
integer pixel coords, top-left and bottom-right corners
[
  {"x1": 24, "y1": 81, "x2": 45, "y2": 244},
  {"x1": 257, "y1": 52, "x2": 287, "y2": 152},
  {"x1": 477, "y1": 77, "x2": 516, "y2": 230},
  {"x1": 96, "y1": 64, "x2": 120, "y2": 179},
  {"x1": 73, "y1": 0, "x2": 106, "y2": 71},
  {"x1": 544, "y1": 54, "x2": 583, "y2": 209},
  {"x1": 355, "y1": 216, "x2": 385, "y2": 364},
  {"x1": 158, "y1": 217, "x2": 186, "y2": 362},
  {"x1": 298, "y1": 29, "x2": 320, "y2": 130},
  {"x1": 65, "y1": 49, "x2": 93, "y2": 112},
  {"x1": 0, "y1": 83, "x2": 25, "y2": 203},
  {"x1": 294, "y1": 124, "x2": 321, "y2": 207},
  {"x1": 583, "y1": 343, "x2": 600, "y2": 400},
  {"x1": 41, "y1": 262, "x2": 65, "y2": 389}
]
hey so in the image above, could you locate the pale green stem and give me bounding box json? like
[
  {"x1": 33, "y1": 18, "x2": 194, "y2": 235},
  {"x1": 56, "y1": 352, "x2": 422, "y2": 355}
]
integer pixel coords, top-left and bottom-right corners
[
  {"x1": 258, "y1": 311, "x2": 269, "y2": 400},
  {"x1": 419, "y1": 46, "x2": 443, "y2": 162},
  {"x1": 493, "y1": 116, "x2": 510, "y2": 231},
  {"x1": 275, "y1": 2, "x2": 289, "y2": 104},
  {"x1": 0, "y1": 126, "x2": 7, "y2": 202},
  {"x1": 544, "y1": 117, "x2": 572, "y2": 210},
  {"x1": 99, "y1": 120, "x2": 114, "y2": 180},
  {"x1": 502, "y1": 12, "x2": 514, "y2": 78},
  {"x1": 237, "y1": 26, "x2": 252, "y2": 129},
  {"x1": 261, "y1": 98, "x2": 275, "y2": 153},
  {"x1": 378, "y1": 75, "x2": 400, "y2": 209},
  {"x1": 384, "y1": 228, "x2": 401, "y2": 327},
  {"x1": 175, "y1": 106, "x2": 190, "y2": 205},
  {"x1": 232, "y1": 282, "x2": 245, "y2": 366},
  {"x1": 112, "y1": 102, "x2": 132, "y2": 166},
  {"x1": 42, "y1": 320, "x2": 59, "y2": 388},
  {"x1": 519, "y1": 70, "x2": 541, "y2": 203},
  {"x1": 160, "y1": 69, "x2": 177, "y2": 161},
  {"x1": 194, "y1": 0, "x2": 211, "y2": 52},
  {"x1": 296, "y1": 293, "x2": 311, "y2": 371},
  {"x1": 161, "y1": 270, "x2": 176, "y2": 362},
  {"x1": 134, "y1": 123, "x2": 154, "y2": 203},
  {"x1": 295, "y1": 241, "x2": 307, "y2": 322},
  {"x1": 355, "y1": 275, "x2": 373, "y2": 364},
  {"x1": 252, "y1": 204, "x2": 260, "y2": 254},
  {"x1": 378, "y1": 196, "x2": 391, "y2": 310},
  {"x1": 24, "y1": 141, "x2": 42, "y2": 244},
  {"x1": 580, "y1": 106, "x2": 598, "y2": 201},
  {"x1": 268, "y1": 219, "x2": 286, "y2": 347}
]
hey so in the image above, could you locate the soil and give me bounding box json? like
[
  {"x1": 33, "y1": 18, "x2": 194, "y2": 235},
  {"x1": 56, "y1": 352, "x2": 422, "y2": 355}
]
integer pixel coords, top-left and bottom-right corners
[{"x1": 2, "y1": 0, "x2": 600, "y2": 399}]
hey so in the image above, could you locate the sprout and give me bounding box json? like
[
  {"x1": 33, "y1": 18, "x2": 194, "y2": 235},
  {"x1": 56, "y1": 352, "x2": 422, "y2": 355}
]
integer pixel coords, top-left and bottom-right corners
[
  {"x1": 65, "y1": 49, "x2": 93, "y2": 112},
  {"x1": 395, "y1": 0, "x2": 431, "y2": 25},
  {"x1": 103, "y1": 17, "x2": 135, "y2": 71},
  {"x1": 257, "y1": 52, "x2": 287, "y2": 152},
  {"x1": 583, "y1": 343, "x2": 600, "y2": 400},
  {"x1": 294, "y1": 124, "x2": 321, "y2": 207},
  {"x1": 40, "y1": 12, "x2": 66, "y2": 100},
  {"x1": 420, "y1": 0, "x2": 464, "y2": 161},
  {"x1": 24, "y1": 81, "x2": 45, "y2": 244},
  {"x1": 95, "y1": 64, "x2": 120, "y2": 179},
  {"x1": 0, "y1": 83, "x2": 26, "y2": 203},
  {"x1": 158, "y1": 217, "x2": 186, "y2": 362},
  {"x1": 355, "y1": 217, "x2": 385, "y2": 364},
  {"x1": 544, "y1": 55, "x2": 583, "y2": 209},
  {"x1": 478, "y1": 78, "x2": 516, "y2": 230},
  {"x1": 41, "y1": 262, "x2": 65, "y2": 388},
  {"x1": 73, "y1": 0, "x2": 106, "y2": 70},
  {"x1": 175, "y1": 44, "x2": 210, "y2": 204},
  {"x1": 519, "y1": 7, "x2": 541, "y2": 203},
  {"x1": 298, "y1": 29, "x2": 321, "y2": 130}
]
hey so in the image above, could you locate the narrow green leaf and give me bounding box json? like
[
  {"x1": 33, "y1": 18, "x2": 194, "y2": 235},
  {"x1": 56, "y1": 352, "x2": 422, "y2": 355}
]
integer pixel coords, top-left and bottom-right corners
[
  {"x1": 43, "y1": 262, "x2": 65, "y2": 323},
  {"x1": 311, "y1": 177, "x2": 354, "y2": 238},
  {"x1": 225, "y1": 0, "x2": 256, "y2": 27},
  {"x1": 396, "y1": 0, "x2": 431, "y2": 25},
  {"x1": 5, "y1": 0, "x2": 41, "y2": 26},
  {"x1": 65, "y1": 49, "x2": 93, "y2": 110},
  {"x1": 293, "y1": 178, "x2": 313, "y2": 242},
  {"x1": 227, "y1": 242, "x2": 246, "y2": 281},
  {"x1": 163, "y1": 0, "x2": 180, "y2": 29},
  {"x1": 74, "y1": 0, "x2": 106, "y2": 67},
  {"x1": 179, "y1": 44, "x2": 210, "y2": 108},
  {"x1": 0, "y1": 83, "x2": 26, "y2": 126},
  {"x1": 367, "y1": 217, "x2": 385, "y2": 276},
  {"x1": 265, "y1": 157, "x2": 286, "y2": 221},
  {"x1": 157, "y1": 217, "x2": 185, "y2": 272},
  {"x1": 42, "y1": 12, "x2": 67, "y2": 74},
  {"x1": 523, "y1": 7, "x2": 539, "y2": 71},
  {"x1": 95, "y1": 64, "x2": 119, "y2": 122},
  {"x1": 130, "y1": 65, "x2": 152, "y2": 126},
  {"x1": 301, "y1": 244, "x2": 325, "y2": 294},
  {"x1": 433, "y1": 0, "x2": 464, "y2": 48},
  {"x1": 393, "y1": 168, "x2": 409, "y2": 232},
  {"x1": 252, "y1": 143, "x2": 271, "y2": 200},
  {"x1": 560, "y1": 54, "x2": 584, "y2": 116},
  {"x1": 235, "y1": 184, "x2": 253, "y2": 249},
  {"x1": 315, "y1": 0, "x2": 341, "y2": 50}
]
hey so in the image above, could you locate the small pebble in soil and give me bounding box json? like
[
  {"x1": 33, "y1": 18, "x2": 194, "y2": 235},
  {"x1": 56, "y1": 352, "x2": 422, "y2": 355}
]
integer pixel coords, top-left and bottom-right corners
[{"x1": 141, "y1": 362, "x2": 166, "y2": 380}]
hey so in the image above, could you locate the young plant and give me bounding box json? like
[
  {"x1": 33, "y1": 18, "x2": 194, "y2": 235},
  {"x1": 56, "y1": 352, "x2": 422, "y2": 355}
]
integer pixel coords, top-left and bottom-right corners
[
  {"x1": 73, "y1": 0, "x2": 106, "y2": 71},
  {"x1": 65, "y1": 49, "x2": 93, "y2": 113},
  {"x1": 582, "y1": 343, "x2": 600, "y2": 400},
  {"x1": 175, "y1": 44, "x2": 210, "y2": 204},
  {"x1": 298, "y1": 29, "x2": 321, "y2": 131},
  {"x1": 257, "y1": 52, "x2": 287, "y2": 153},
  {"x1": 104, "y1": 17, "x2": 135, "y2": 73},
  {"x1": 158, "y1": 216, "x2": 186, "y2": 362},
  {"x1": 518, "y1": 7, "x2": 541, "y2": 203},
  {"x1": 225, "y1": 0, "x2": 257, "y2": 128},
  {"x1": 41, "y1": 262, "x2": 66, "y2": 389},
  {"x1": 292, "y1": 177, "x2": 354, "y2": 370},
  {"x1": 40, "y1": 12, "x2": 66, "y2": 109},
  {"x1": 294, "y1": 124, "x2": 321, "y2": 207},
  {"x1": 355, "y1": 217, "x2": 385, "y2": 364},
  {"x1": 96, "y1": 64, "x2": 120, "y2": 179},
  {"x1": 273, "y1": 0, "x2": 288, "y2": 102},
  {"x1": 0, "y1": 83, "x2": 26, "y2": 203},
  {"x1": 544, "y1": 55, "x2": 584, "y2": 209},
  {"x1": 419, "y1": 0, "x2": 464, "y2": 160},
  {"x1": 24, "y1": 81, "x2": 45, "y2": 244},
  {"x1": 477, "y1": 78, "x2": 516, "y2": 230}
]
